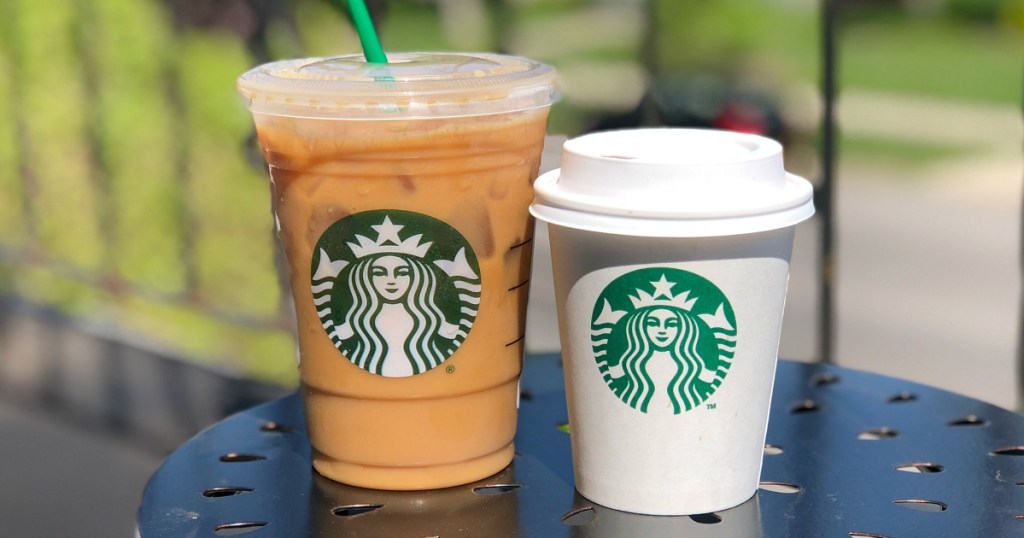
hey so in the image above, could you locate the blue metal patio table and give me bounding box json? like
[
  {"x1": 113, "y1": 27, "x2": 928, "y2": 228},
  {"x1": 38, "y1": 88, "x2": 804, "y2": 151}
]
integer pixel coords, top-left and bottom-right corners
[{"x1": 138, "y1": 353, "x2": 1024, "y2": 537}]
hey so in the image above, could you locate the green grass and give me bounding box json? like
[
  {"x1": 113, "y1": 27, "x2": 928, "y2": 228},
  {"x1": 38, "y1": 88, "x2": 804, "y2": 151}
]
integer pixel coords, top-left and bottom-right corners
[
  {"x1": 656, "y1": 1, "x2": 818, "y2": 84},
  {"x1": 840, "y1": 133, "x2": 984, "y2": 168},
  {"x1": 379, "y1": 3, "x2": 453, "y2": 52},
  {"x1": 654, "y1": 1, "x2": 1020, "y2": 178},
  {"x1": 16, "y1": 0, "x2": 105, "y2": 271},
  {"x1": 841, "y1": 17, "x2": 1022, "y2": 105},
  {"x1": 655, "y1": 1, "x2": 1022, "y2": 106},
  {"x1": 92, "y1": 0, "x2": 185, "y2": 293},
  {"x1": 0, "y1": 17, "x2": 24, "y2": 246}
]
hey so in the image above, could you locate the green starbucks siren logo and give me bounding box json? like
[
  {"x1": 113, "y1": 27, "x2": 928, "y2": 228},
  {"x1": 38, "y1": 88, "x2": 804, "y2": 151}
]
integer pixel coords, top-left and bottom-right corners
[
  {"x1": 591, "y1": 267, "x2": 737, "y2": 414},
  {"x1": 311, "y1": 210, "x2": 481, "y2": 377}
]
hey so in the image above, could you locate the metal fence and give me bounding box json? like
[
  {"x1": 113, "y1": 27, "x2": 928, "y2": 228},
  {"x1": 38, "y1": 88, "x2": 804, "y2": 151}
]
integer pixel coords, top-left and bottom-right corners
[{"x1": 0, "y1": 0, "x2": 295, "y2": 378}]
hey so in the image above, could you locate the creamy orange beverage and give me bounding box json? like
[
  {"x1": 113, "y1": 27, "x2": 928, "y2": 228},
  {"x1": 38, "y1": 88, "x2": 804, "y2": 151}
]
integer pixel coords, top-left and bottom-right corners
[{"x1": 238, "y1": 53, "x2": 555, "y2": 489}]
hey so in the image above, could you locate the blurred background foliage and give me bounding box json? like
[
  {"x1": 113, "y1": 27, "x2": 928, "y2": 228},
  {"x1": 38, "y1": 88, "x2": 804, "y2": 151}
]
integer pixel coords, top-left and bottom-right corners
[{"x1": 0, "y1": 0, "x2": 1020, "y2": 385}]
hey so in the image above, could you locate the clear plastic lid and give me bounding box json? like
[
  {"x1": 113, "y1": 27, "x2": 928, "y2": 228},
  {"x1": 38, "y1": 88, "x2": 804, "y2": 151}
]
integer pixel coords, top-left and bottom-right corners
[
  {"x1": 531, "y1": 128, "x2": 815, "y2": 237},
  {"x1": 238, "y1": 52, "x2": 557, "y2": 119}
]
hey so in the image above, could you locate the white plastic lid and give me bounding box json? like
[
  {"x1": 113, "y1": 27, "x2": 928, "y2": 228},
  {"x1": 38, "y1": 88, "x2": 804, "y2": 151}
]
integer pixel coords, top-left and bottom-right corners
[
  {"x1": 238, "y1": 52, "x2": 556, "y2": 119},
  {"x1": 530, "y1": 128, "x2": 815, "y2": 237}
]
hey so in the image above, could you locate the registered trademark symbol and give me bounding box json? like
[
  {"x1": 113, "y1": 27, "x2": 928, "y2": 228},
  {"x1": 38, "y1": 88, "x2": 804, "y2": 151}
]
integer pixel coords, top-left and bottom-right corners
[
  {"x1": 446, "y1": 364, "x2": 456, "y2": 374},
  {"x1": 706, "y1": 403, "x2": 717, "y2": 410}
]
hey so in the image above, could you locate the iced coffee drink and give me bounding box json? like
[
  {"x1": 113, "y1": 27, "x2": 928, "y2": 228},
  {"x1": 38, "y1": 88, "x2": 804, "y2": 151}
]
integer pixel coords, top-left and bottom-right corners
[{"x1": 238, "y1": 53, "x2": 555, "y2": 489}]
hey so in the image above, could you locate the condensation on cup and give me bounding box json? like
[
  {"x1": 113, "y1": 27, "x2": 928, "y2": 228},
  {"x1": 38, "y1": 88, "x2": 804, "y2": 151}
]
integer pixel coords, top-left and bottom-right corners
[{"x1": 238, "y1": 53, "x2": 556, "y2": 490}]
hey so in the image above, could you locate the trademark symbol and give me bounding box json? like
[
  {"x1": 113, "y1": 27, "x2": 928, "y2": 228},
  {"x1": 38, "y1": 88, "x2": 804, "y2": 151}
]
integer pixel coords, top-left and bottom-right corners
[
  {"x1": 446, "y1": 364, "x2": 456, "y2": 374},
  {"x1": 706, "y1": 403, "x2": 717, "y2": 410}
]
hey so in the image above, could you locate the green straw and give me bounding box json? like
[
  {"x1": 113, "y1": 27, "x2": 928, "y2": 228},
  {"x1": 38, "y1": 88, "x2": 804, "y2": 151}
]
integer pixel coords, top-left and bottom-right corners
[{"x1": 347, "y1": 0, "x2": 387, "y2": 63}]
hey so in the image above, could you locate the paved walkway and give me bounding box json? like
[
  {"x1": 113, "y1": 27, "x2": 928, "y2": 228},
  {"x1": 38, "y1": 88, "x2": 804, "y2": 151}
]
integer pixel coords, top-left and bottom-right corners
[
  {"x1": 0, "y1": 400, "x2": 161, "y2": 537},
  {"x1": 793, "y1": 91, "x2": 1021, "y2": 410}
]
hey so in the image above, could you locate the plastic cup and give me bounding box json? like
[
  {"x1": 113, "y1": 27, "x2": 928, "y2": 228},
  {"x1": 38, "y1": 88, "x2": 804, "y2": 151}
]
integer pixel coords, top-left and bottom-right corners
[
  {"x1": 238, "y1": 53, "x2": 556, "y2": 490},
  {"x1": 530, "y1": 128, "x2": 814, "y2": 515}
]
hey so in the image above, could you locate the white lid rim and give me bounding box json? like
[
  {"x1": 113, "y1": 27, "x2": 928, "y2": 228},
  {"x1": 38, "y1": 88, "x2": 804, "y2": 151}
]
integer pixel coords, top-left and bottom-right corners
[
  {"x1": 533, "y1": 168, "x2": 815, "y2": 220},
  {"x1": 530, "y1": 200, "x2": 816, "y2": 238}
]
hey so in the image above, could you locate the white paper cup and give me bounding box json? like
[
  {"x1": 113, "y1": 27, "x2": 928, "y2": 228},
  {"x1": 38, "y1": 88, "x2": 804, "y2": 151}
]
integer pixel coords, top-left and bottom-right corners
[{"x1": 530, "y1": 128, "x2": 814, "y2": 515}]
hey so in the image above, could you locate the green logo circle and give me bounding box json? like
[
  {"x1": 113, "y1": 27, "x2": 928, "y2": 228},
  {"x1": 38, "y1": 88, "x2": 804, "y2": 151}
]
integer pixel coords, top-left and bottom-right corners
[
  {"x1": 591, "y1": 267, "x2": 737, "y2": 414},
  {"x1": 311, "y1": 210, "x2": 481, "y2": 377}
]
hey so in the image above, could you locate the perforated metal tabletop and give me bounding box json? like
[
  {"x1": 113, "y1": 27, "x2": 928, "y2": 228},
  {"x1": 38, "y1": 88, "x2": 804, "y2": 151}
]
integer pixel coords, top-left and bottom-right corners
[{"x1": 138, "y1": 354, "x2": 1024, "y2": 537}]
